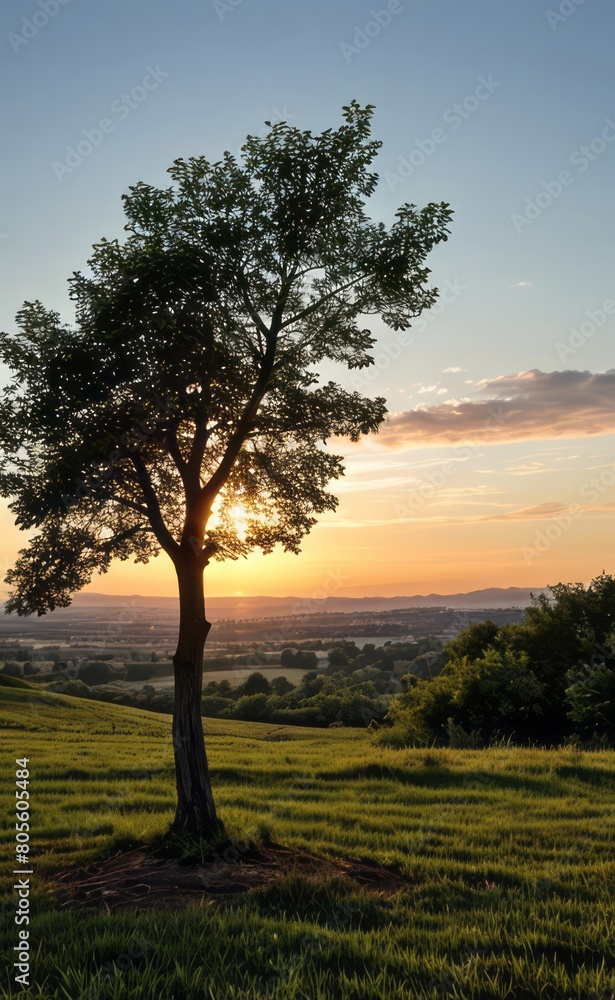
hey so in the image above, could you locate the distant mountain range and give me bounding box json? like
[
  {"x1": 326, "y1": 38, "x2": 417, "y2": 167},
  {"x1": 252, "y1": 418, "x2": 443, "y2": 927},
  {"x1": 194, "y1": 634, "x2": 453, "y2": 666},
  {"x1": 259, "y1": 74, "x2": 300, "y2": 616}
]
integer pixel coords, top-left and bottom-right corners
[{"x1": 72, "y1": 586, "x2": 547, "y2": 618}]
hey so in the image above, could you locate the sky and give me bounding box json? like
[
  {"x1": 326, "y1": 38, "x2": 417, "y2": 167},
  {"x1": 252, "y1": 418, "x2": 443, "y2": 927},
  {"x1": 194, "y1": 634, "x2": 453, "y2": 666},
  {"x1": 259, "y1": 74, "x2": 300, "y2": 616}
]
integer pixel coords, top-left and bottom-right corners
[{"x1": 1, "y1": 0, "x2": 614, "y2": 599}]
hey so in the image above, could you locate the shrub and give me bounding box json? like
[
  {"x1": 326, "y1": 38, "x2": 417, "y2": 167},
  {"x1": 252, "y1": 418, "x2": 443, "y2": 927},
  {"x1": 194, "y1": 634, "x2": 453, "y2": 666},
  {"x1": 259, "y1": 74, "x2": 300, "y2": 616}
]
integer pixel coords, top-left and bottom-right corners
[
  {"x1": 381, "y1": 648, "x2": 546, "y2": 747},
  {"x1": 565, "y1": 658, "x2": 615, "y2": 739},
  {"x1": 236, "y1": 672, "x2": 271, "y2": 697},
  {"x1": 271, "y1": 675, "x2": 295, "y2": 696},
  {"x1": 1, "y1": 662, "x2": 23, "y2": 677},
  {"x1": 328, "y1": 647, "x2": 350, "y2": 668},
  {"x1": 201, "y1": 696, "x2": 234, "y2": 718},
  {"x1": 46, "y1": 679, "x2": 91, "y2": 698},
  {"x1": 78, "y1": 661, "x2": 125, "y2": 686},
  {"x1": 233, "y1": 693, "x2": 270, "y2": 721},
  {"x1": 125, "y1": 662, "x2": 155, "y2": 682}
]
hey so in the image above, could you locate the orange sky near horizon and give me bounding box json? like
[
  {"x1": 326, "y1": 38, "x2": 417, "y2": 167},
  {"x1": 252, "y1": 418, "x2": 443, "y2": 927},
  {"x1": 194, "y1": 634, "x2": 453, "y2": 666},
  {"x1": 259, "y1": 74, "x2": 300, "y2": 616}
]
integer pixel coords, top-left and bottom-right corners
[{"x1": 1, "y1": 422, "x2": 613, "y2": 601}]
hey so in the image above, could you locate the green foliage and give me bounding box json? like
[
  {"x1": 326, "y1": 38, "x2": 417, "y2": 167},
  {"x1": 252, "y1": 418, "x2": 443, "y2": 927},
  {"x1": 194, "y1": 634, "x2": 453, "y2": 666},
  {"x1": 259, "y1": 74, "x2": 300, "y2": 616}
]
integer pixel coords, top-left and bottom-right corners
[
  {"x1": 566, "y1": 656, "x2": 615, "y2": 739},
  {"x1": 0, "y1": 644, "x2": 34, "y2": 662},
  {"x1": 0, "y1": 672, "x2": 33, "y2": 689},
  {"x1": 46, "y1": 678, "x2": 92, "y2": 698},
  {"x1": 235, "y1": 671, "x2": 271, "y2": 697},
  {"x1": 233, "y1": 692, "x2": 270, "y2": 721},
  {"x1": 270, "y1": 675, "x2": 294, "y2": 696},
  {"x1": 280, "y1": 648, "x2": 319, "y2": 669},
  {"x1": 201, "y1": 695, "x2": 234, "y2": 718},
  {"x1": 1, "y1": 661, "x2": 23, "y2": 677},
  {"x1": 443, "y1": 620, "x2": 501, "y2": 662},
  {"x1": 78, "y1": 660, "x2": 124, "y2": 686},
  {"x1": 327, "y1": 646, "x2": 350, "y2": 667},
  {"x1": 383, "y1": 648, "x2": 548, "y2": 747},
  {"x1": 0, "y1": 103, "x2": 451, "y2": 615},
  {"x1": 383, "y1": 574, "x2": 615, "y2": 747},
  {"x1": 124, "y1": 661, "x2": 155, "y2": 682},
  {"x1": 74, "y1": 666, "x2": 389, "y2": 730}
]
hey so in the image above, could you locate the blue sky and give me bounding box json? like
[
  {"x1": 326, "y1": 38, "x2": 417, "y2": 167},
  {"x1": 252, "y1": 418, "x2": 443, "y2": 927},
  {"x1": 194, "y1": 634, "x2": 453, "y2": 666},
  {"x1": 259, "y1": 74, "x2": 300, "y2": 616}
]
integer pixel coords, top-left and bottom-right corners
[{"x1": 0, "y1": 0, "x2": 614, "y2": 597}]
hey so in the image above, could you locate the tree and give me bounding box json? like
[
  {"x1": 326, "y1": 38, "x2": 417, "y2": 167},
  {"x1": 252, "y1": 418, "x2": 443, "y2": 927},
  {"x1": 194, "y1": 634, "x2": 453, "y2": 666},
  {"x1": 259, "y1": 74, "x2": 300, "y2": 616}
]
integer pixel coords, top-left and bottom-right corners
[
  {"x1": 280, "y1": 648, "x2": 297, "y2": 668},
  {"x1": 78, "y1": 660, "x2": 117, "y2": 686},
  {"x1": 565, "y1": 657, "x2": 615, "y2": 739},
  {"x1": 236, "y1": 671, "x2": 271, "y2": 697},
  {"x1": 1, "y1": 662, "x2": 23, "y2": 677},
  {"x1": 300, "y1": 671, "x2": 324, "y2": 698},
  {"x1": 382, "y1": 648, "x2": 545, "y2": 746},
  {"x1": 296, "y1": 649, "x2": 318, "y2": 670},
  {"x1": 0, "y1": 102, "x2": 452, "y2": 842},
  {"x1": 443, "y1": 621, "x2": 501, "y2": 663},
  {"x1": 271, "y1": 675, "x2": 294, "y2": 696},
  {"x1": 327, "y1": 647, "x2": 350, "y2": 668}
]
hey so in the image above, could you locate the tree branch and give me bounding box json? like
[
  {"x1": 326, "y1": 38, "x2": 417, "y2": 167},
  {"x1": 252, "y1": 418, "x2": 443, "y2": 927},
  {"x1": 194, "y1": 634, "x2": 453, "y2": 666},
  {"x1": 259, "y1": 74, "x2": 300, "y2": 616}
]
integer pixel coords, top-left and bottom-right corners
[
  {"x1": 201, "y1": 271, "x2": 296, "y2": 501},
  {"x1": 98, "y1": 523, "x2": 150, "y2": 553},
  {"x1": 238, "y1": 274, "x2": 270, "y2": 342},
  {"x1": 280, "y1": 271, "x2": 375, "y2": 330},
  {"x1": 186, "y1": 416, "x2": 209, "y2": 488},
  {"x1": 167, "y1": 423, "x2": 194, "y2": 500},
  {"x1": 130, "y1": 452, "x2": 180, "y2": 557},
  {"x1": 104, "y1": 493, "x2": 150, "y2": 518}
]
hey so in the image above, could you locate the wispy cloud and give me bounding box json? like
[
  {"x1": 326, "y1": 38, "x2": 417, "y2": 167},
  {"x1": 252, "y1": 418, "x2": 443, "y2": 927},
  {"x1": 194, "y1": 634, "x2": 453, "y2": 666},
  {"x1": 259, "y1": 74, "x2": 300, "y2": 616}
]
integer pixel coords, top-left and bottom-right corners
[
  {"x1": 378, "y1": 370, "x2": 615, "y2": 447},
  {"x1": 486, "y1": 501, "x2": 615, "y2": 522}
]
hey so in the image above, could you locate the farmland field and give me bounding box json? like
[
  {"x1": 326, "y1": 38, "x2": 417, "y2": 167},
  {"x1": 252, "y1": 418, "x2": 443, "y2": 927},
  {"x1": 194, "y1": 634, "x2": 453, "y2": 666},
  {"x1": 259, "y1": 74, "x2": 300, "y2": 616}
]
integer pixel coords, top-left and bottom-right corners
[
  {"x1": 155, "y1": 665, "x2": 325, "y2": 689},
  {"x1": 0, "y1": 681, "x2": 614, "y2": 999}
]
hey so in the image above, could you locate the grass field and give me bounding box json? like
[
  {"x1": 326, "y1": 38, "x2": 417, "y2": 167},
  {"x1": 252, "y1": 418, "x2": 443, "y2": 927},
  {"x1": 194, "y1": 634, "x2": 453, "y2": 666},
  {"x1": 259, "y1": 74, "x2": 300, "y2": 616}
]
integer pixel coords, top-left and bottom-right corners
[{"x1": 0, "y1": 681, "x2": 614, "y2": 999}]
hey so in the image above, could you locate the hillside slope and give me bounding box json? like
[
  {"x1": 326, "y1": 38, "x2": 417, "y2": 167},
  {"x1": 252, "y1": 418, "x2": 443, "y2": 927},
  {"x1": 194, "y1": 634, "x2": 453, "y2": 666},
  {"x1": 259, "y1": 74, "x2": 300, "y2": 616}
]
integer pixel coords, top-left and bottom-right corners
[{"x1": 0, "y1": 686, "x2": 614, "y2": 999}]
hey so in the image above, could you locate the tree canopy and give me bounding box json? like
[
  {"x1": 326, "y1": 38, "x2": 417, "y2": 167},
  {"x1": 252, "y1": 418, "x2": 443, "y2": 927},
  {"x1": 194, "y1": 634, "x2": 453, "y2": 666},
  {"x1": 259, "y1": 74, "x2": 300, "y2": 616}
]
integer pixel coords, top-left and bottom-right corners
[{"x1": 0, "y1": 102, "x2": 452, "y2": 616}]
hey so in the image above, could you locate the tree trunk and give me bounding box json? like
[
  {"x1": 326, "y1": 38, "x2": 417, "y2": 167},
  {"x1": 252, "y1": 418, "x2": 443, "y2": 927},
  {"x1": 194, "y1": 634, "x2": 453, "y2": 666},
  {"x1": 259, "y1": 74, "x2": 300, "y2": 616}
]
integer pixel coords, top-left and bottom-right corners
[{"x1": 170, "y1": 555, "x2": 220, "y2": 841}]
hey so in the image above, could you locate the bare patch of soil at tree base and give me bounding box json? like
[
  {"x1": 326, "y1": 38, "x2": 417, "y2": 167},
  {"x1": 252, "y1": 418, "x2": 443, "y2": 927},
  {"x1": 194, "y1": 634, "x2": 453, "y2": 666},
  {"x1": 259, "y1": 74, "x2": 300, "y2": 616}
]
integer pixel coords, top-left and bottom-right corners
[{"x1": 49, "y1": 842, "x2": 409, "y2": 911}]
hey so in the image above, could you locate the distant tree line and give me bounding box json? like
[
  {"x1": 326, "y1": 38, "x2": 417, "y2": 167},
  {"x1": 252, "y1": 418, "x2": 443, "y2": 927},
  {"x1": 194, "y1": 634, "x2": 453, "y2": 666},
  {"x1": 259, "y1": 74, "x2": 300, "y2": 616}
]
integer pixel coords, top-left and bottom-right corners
[{"x1": 10, "y1": 576, "x2": 613, "y2": 745}]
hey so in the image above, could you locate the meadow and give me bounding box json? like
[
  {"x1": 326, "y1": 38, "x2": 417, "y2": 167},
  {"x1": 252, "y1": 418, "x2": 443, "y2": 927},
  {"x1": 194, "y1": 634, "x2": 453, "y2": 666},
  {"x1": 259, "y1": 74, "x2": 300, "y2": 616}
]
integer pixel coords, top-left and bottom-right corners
[{"x1": 0, "y1": 679, "x2": 614, "y2": 999}]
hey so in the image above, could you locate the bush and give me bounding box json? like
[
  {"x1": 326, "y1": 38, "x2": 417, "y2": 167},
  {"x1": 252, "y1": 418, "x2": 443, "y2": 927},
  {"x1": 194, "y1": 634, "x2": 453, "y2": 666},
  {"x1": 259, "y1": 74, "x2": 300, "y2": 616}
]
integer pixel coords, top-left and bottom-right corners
[
  {"x1": 271, "y1": 675, "x2": 295, "y2": 696},
  {"x1": 281, "y1": 648, "x2": 319, "y2": 669},
  {"x1": 233, "y1": 693, "x2": 270, "y2": 721},
  {"x1": 327, "y1": 647, "x2": 350, "y2": 668},
  {"x1": 201, "y1": 696, "x2": 234, "y2": 718},
  {"x1": 565, "y1": 657, "x2": 615, "y2": 739},
  {"x1": 46, "y1": 679, "x2": 92, "y2": 698},
  {"x1": 78, "y1": 661, "x2": 125, "y2": 686},
  {"x1": 382, "y1": 648, "x2": 546, "y2": 747},
  {"x1": 235, "y1": 672, "x2": 271, "y2": 697},
  {"x1": 0, "y1": 674, "x2": 31, "y2": 689},
  {"x1": 125, "y1": 662, "x2": 155, "y2": 682},
  {"x1": 1, "y1": 662, "x2": 24, "y2": 677}
]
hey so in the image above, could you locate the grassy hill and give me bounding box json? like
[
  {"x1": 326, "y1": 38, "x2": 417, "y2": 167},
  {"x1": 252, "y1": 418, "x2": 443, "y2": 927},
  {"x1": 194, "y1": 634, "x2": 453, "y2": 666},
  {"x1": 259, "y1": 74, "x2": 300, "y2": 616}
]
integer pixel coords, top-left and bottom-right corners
[{"x1": 0, "y1": 685, "x2": 614, "y2": 998}]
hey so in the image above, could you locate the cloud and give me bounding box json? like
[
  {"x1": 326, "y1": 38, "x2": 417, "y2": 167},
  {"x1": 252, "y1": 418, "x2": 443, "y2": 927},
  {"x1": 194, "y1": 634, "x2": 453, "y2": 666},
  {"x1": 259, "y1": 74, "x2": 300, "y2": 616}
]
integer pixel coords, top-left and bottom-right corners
[
  {"x1": 510, "y1": 281, "x2": 533, "y2": 287},
  {"x1": 485, "y1": 501, "x2": 615, "y2": 523},
  {"x1": 443, "y1": 366, "x2": 467, "y2": 373},
  {"x1": 495, "y1": 502, "x2": 569, "y2": 520},
  {"x1": 503, "y1": 463, "x2": 554, "y2": 476},
  {"x1": 379, "y1": 370, "x2": 615, "y2": 448}
]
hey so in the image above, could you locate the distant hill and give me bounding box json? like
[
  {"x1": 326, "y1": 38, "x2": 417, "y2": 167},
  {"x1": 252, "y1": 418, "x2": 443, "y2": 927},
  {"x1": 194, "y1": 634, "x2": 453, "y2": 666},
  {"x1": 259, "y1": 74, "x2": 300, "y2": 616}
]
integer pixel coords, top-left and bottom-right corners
[{"x1": 71, "y1": 586, "x2": 546, "y2": 618}]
